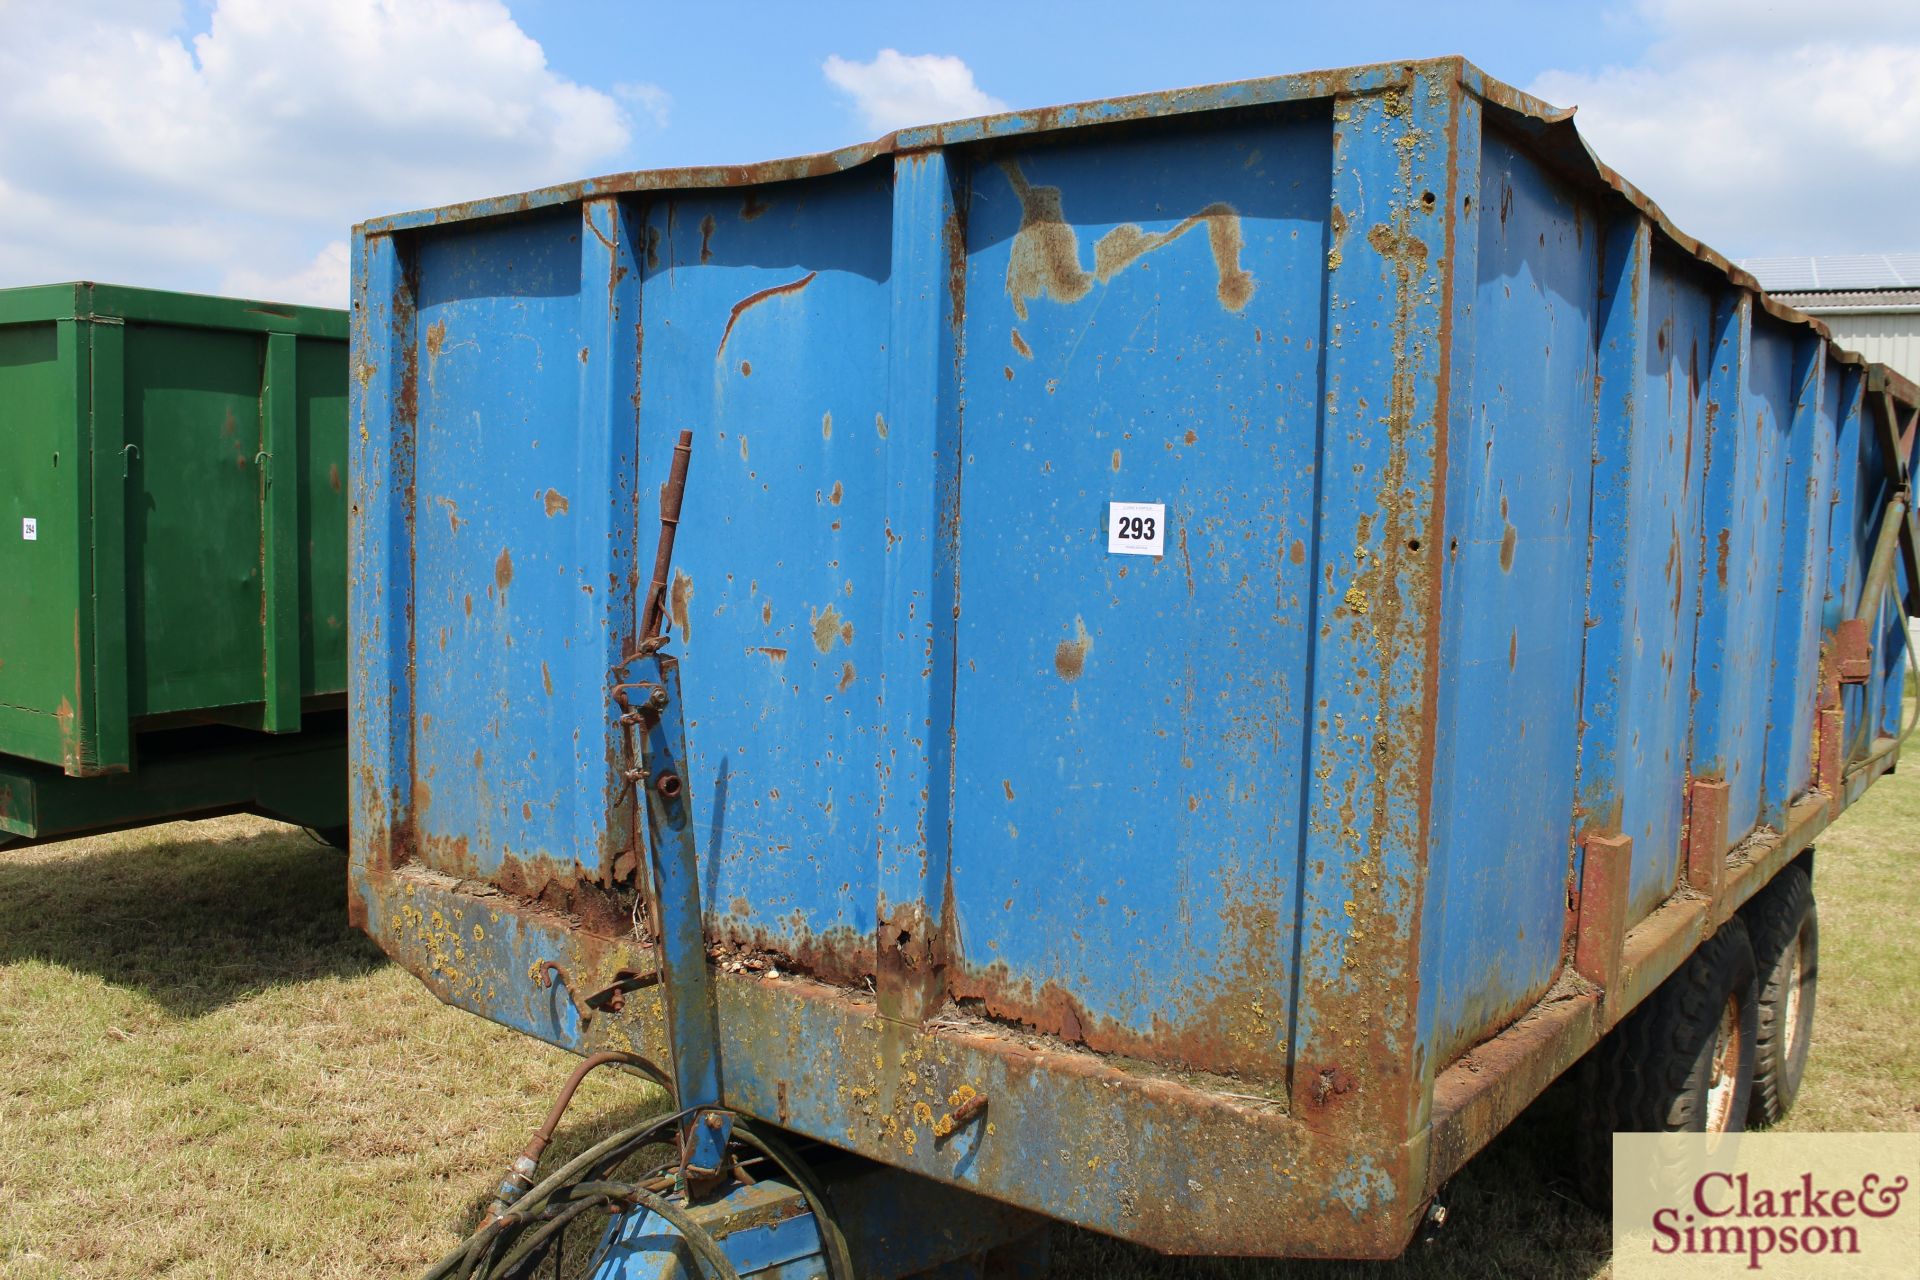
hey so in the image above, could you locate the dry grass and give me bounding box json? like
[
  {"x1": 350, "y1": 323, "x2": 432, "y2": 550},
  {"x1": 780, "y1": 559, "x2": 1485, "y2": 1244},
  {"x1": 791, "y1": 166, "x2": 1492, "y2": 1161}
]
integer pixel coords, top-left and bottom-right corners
[
  {"x1": 0, "y1": 818, "x2": 662, "y2": 1278},
  {"x1": 1, "y1": 766, "x2": 1915, "y2": 1278}
]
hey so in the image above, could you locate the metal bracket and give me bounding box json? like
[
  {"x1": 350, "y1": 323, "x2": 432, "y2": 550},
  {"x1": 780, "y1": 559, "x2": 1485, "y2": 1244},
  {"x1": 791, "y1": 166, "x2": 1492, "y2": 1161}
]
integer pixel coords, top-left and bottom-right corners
[
  {"x1": 684, "y1": 1107, "x2": 735, "y2": 1186},
  {"x1": 537, "y1": 961, "x2": 662, "y2": 1026},
  {"x1": 1834, "y1": 618, "x2": 1874, "y2": 685}
]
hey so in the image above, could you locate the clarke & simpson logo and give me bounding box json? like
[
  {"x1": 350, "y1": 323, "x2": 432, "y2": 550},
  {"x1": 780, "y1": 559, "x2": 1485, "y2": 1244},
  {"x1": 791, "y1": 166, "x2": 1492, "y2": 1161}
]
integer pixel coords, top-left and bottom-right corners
[
  {"x1": 1614, "y1": 1134, "x2": 1918, "y2": 1278},
  {"x1": 1648, "y1": 1170, "x2": 1907, "y2": 1270}
]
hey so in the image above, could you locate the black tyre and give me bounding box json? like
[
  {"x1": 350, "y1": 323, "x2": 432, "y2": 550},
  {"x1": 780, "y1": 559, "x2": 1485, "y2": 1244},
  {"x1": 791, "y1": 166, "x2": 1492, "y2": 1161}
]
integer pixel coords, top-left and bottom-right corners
[
  {"x1": 1572, "y1": 916, "x2": 1760, "y2": 1206},
  {"x1": 1743, "y1": 863, "x2": 1817, "y2": 1126}
]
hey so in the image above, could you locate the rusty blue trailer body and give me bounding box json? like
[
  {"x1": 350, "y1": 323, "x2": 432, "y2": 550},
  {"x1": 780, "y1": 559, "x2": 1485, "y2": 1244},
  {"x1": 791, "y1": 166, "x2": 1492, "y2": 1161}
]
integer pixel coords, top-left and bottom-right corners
[{"x1": 349, "y1": 58, "x2": 1920, "y2": 1259}]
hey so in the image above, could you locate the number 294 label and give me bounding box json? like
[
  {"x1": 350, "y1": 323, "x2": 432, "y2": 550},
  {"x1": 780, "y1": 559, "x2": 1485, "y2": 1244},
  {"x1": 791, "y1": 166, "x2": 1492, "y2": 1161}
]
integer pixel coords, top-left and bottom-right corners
[{"x1": 1107, "y1": 501, "x2": 1165, "y2": 557}]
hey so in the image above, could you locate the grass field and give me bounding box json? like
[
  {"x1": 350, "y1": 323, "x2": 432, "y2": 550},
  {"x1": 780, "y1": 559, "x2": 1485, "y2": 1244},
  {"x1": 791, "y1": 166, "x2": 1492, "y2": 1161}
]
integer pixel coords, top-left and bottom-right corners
[{"x1": 1, "y1": 767, "x2": 1915, "y2": 1279}]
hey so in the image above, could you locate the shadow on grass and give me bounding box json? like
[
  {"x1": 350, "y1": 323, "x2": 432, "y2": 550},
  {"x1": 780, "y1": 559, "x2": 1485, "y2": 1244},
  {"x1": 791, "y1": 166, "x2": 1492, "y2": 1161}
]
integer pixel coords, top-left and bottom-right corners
[
  {"x1": 1052, "y1": 1075, "x2": 1610, "y2": 1280},
  {"x1": 0, "y1": 817, "x2": 385, "y2": 1017}
]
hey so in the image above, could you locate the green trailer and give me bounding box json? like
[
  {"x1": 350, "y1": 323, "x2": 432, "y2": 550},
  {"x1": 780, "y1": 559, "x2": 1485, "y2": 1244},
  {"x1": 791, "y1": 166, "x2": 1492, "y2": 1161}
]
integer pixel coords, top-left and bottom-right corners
[{"x1": 0, "y1": 283, "x2": 349, "y2": 847}]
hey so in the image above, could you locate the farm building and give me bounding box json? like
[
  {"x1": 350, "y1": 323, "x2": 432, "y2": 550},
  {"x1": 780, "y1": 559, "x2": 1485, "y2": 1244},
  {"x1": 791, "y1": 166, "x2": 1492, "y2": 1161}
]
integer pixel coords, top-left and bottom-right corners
[{"x1": 1743, "y1": 253, "x2": 1920, "y2": 383}]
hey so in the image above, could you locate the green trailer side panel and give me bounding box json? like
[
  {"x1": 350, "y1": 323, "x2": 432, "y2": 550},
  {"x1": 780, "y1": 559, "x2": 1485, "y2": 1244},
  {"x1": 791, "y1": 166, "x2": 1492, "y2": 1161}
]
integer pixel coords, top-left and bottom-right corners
[
  {"x1": 89, "y1": 320, "x2": 131, "y2": 771},
  {"x1": 122, "y1": 322, "x2": 269, "y2": 719},
  {"x1": 261, "y1": 332, "x2": 301, "y2": 732},
  {"x1": 0, "y1": 321, "x2": 88, "y2": 770},
  {"x1": 296, "y1": 337, "x2": 350, "y2": 694},
  {"x1": 0, "y1": 283, "x2": 349, "y2": 781}
]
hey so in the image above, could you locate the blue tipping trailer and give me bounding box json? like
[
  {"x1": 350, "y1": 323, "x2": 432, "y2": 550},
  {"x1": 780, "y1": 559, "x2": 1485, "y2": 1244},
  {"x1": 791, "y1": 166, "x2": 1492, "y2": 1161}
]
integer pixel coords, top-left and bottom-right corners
[{"x1": 348, "y1": 57, "x2": 1920, "y2": 1269}]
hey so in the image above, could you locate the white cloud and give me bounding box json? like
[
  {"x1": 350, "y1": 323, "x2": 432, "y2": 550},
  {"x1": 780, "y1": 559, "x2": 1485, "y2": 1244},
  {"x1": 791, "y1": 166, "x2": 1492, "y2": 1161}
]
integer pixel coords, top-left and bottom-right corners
[
  {"x1": 0, "y1": 1, "x2": 640, "y2": 306},
  {"x1": 823, "y1": 49, "x2": 1007, "y2": 134},
  {"x1": 223, "y1": 240, "x2": 350, "y2": 308},
  {"x1": 615, "y1": 81, "x2": 672, "y2": 129},
  {"x1": 1529, "y1": 0, "x2": 1920, "y2": 256}
]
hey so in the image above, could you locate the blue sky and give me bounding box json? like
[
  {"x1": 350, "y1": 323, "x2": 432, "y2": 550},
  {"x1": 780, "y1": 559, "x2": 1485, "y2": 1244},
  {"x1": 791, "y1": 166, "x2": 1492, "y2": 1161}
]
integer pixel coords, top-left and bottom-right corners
[
  {"x1": 506, "y1": 1, "x2": 1656, "y2": 169},
  {"x1": 1, "y1": 1, "x2": 1914, "y2": 303}
]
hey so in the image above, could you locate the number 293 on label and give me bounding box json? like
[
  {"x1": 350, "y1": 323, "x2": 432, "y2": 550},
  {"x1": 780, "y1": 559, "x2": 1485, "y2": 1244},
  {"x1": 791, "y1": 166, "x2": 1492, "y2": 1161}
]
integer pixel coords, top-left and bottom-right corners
[{"x1": 1107, "y1": 501, "x2": 1165, "y2": 557}]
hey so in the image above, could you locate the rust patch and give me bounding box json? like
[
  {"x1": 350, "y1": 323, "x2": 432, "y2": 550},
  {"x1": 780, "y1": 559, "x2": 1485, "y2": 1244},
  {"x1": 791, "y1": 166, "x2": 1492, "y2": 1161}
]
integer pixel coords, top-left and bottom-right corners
[
  {"x1": 1053, "y1": 616, "x2": 1092, "y2": 681},
  {"x1": 494, "y1": 547, "x2": 514, "y2": 595},
  {"x1": 543, "y1": 488, "x2": 570, "y2": 516},
  {"x1": 700, "y1": 213, "x2": 715, "y2": 263},
  {"x1": 740, "y1": 360, "x2": 752, "y2": 377},
  {"x1": 1715, "y1": 528, "x2": 1730, "y2": 587},
  {"x1": 809, "y1": 603, "x2": 850, "y2": 653},
  {"x1": 437, "y1": 496, "x2": 465, "y2": 534},
  {"x1": 717, "y1": 271, "x2": 818, "y2": 355},
  {"x1": 1365, "y1": 221, "x2": 1430, "y2": 265},
  {"x1": 1093, "y1": 203, "x2": 1254, "y2": 310},
  {"x1": 741, "y1": 191, "x2": 768, "y2": 221},
  {"x1": 1110, "y1": 449, "x2": 1121, "y2": 472},
  {"x1": 541, "y1": 662, "x2": 554, "y2": 696},
  {"x1": 670, "y1": 569, "x2": 694, "y2": 639},
  {"x1": 875, "y1": 412, "x2": 888, "y2": 439},
  {"x1": 822, "y1": 411, "x2": 832, "y2": 440},
  {"x1": 1499, "y1": 521, "x2": 1516, "y2": 572},
  {"x1": 1327, "y1": 204, "x2": 1348, "y2": 271},
  {"x1": 463, "y1": 593, "x2": 472, "y2": 618},
  {"x1": 1003, "y1": 159, "x2": 1255, "y2": 317},
  {"x1": 327, "y1": 463, "x2": 341, "y2": 493},
  {"x1": 754, "y1": 646, "x2": 789, "y2": 662},
  {"x1": 1001, "y1": 160, "x2": 1089, "y2": 320},
  {"x1": 1010, "y1": 329, "x2": 1032, "y2": 359},
  {"x1": 838, "y1": 661, "x2": 856, "y2": 691},
  {"x1": 1289, "y1": 539, "x2": 1306, "y2": 566},
  {"x1": 1002, "y1": 779, "x2": 1016, "y2": 802},
  {"x1": 1305, "y1": 1065, "x2": 1356, "y2": 1110},
  {"x1": 828, "y1": 480, "x2": 843, "y2": 506},
  {"x1": 425, "y1": 319, "x2": 447, "y2": 359}
]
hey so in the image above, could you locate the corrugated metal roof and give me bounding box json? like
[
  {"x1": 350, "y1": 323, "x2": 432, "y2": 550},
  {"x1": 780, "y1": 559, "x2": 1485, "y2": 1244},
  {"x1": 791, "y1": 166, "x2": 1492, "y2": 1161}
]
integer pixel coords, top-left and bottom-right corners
[
  {"x1": 1773, "y1": 288, "x2": 1920, "y2": 309},
  {"x1": 1739, "y1": 253, "x2": 1920, "y2": 292}
]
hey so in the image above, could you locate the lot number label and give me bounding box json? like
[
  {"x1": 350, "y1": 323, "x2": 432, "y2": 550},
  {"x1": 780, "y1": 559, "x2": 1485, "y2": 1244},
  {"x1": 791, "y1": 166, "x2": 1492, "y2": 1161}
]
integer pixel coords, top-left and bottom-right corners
[{"x1": 1107, "y1": 501, "x2": 1164, "y2": 557}]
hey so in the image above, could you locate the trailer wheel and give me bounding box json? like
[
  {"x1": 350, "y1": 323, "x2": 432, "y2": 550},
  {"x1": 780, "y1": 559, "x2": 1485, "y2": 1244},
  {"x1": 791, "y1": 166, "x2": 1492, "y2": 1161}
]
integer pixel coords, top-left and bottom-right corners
[
  {"x1": 1573, "y1": 915, "x2": 1759, "y2": 1206},
  {"x1": 1743, "y1": 863, "x2": 1817, "y2": 1126}
]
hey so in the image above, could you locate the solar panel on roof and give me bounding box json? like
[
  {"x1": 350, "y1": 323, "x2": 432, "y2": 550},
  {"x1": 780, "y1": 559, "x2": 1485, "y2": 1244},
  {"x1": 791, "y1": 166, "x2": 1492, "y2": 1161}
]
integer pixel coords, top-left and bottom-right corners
[{"x1": 1741, "y1": 253, "x2": 1920, "y2": 293}]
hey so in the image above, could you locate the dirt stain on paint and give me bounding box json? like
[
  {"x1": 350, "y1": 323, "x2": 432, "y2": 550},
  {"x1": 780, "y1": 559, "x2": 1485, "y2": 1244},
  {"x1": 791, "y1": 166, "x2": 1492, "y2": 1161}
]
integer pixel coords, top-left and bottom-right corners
[
  {"x1": 1054, "y1": 616, "x2": 1093, "y2": 681},
  {"x1": 1002, "y1": 158, "x2": 1255, "y2": 317},
  {"x1": 671, "y1": 569, "x2": 694, "y2": 638},
  {"x1": 810, "y1": 603, "x2": 851, "y2": 653}
]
